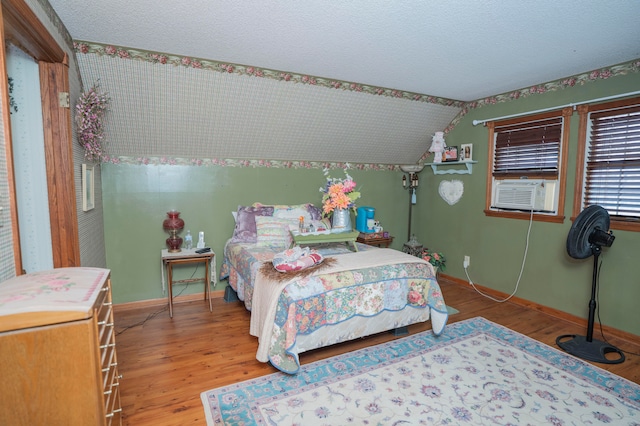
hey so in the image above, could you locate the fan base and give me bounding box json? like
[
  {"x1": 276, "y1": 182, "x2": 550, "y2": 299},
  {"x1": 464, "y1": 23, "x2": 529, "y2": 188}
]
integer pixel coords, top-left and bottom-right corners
[{"x1": 556, "y1": 334, "x2": 625, "y2": 364}]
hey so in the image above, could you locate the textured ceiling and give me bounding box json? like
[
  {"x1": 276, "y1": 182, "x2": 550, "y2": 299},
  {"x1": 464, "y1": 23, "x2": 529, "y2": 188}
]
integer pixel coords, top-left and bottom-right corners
[
  {"x1": 48, "y1": 0, "x2": 640, "y2": 102},
  {"x1": 41, "y1": 0, "x2": 640, "y2": 165}
]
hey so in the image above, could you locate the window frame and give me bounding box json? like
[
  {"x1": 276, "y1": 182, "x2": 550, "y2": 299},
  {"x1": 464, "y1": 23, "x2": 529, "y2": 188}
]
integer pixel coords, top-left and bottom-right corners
[
  {"x1": 484, "y1": 107, "x2": 572, "y2": 223},
  {"x1": 573, "y1": 97, "x2": 640, "y2": 232}
]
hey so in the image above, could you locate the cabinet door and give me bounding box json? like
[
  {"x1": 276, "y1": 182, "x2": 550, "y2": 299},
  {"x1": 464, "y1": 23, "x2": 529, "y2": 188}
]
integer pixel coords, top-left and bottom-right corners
[{"x1": 0, "y1": 320, "x2": 104, "y2": 425}]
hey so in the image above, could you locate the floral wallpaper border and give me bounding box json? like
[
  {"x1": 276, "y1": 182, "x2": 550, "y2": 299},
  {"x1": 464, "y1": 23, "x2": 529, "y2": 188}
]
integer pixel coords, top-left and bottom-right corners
[
  {"x1": 442, "y1": 61, "x2": 640, "y2": 126},
  {"x1": 37, "y1": 0, "x2": 75, "y2": 53},
  {"x1": 102, "y1": 155, "x2": 401, "y2": 171},
  {"x1": 424, "y1": 60, "x2": 640, "y2": 162},
  {"x1": 73, "y1": 41, "x2": 640, "y2": 169},
  {"x1": 73, "y1": 41, "x2": 465, "y2": 109}
]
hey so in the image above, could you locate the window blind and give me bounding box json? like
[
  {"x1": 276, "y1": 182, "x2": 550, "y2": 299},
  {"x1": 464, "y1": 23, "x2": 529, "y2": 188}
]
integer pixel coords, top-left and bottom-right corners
[
  {"x1": 493, "y1": 117, "x2": 562, "y2": 177},
  {"x1": 584, "y1": 105, "x2": 640, "y2": 218}
]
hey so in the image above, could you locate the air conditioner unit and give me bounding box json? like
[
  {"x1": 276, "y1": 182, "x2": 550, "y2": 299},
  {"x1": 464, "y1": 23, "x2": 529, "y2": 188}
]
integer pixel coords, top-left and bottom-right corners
[{"x1": 493, "y1": 179, "x2": 556, "y2": 211}]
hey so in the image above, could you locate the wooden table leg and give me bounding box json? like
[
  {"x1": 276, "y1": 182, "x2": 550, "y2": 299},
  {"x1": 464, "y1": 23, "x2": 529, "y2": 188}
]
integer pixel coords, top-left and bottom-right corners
[
  {"x1": 167, "y1": 262, "x2": 174, "y2": 318},
  {"x1": 205, "y1": 258, "x2": 212, "y2": 312}
]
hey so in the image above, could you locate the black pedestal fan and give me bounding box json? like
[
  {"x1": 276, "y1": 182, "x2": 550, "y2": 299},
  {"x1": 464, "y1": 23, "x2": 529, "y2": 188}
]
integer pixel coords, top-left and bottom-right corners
[{"x1": 556, "y1": 205, "x2": 625, "y2": 364}]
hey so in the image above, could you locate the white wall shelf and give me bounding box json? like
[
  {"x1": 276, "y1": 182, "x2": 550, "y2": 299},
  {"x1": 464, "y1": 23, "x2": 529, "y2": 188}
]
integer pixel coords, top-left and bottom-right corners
[{"x1": 426, "y1": 161, "x2": 477, "y2": 175}]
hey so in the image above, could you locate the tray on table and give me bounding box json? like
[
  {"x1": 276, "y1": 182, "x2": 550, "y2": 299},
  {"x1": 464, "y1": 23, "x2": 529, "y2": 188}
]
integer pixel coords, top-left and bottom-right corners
[{"x1": 290, "y1": 230, "x2": 359, "y2": 251}]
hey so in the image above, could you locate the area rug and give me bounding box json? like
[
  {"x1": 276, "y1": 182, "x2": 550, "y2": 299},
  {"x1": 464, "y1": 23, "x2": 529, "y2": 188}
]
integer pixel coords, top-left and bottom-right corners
[{"x1": 201, "y1": 317, "x2": 640, "y2": 425}]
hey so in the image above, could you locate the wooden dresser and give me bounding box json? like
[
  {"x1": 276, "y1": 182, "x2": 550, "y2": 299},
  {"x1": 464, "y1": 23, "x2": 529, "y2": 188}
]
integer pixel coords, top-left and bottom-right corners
[{"x1": 0, "y1": 267, "x2": 122, "y2": 425}]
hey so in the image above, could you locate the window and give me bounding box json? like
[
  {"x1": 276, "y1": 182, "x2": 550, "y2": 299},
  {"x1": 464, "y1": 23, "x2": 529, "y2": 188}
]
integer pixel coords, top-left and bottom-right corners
[
  {"x1": 574, "y1": 97, "x2": 640, "y2": 231},
  {"x1": 485, "y1": 108, "x2": 572, "y2": 222}
]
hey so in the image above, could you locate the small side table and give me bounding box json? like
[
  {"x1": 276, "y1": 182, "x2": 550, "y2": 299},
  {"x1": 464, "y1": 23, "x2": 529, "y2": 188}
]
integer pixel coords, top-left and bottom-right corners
[
  {"x1": 356, "y1": 235, "x2": 394, "y2": 248},
  {"x1": 161, "y1": 249, "x2": 215, "y2": 317}
]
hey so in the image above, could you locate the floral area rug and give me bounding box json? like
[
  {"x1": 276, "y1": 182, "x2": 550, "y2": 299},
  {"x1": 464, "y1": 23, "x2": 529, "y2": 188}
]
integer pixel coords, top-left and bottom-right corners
[{"x1": 201, "y1": 317, "x2": 640, "y2": 425}]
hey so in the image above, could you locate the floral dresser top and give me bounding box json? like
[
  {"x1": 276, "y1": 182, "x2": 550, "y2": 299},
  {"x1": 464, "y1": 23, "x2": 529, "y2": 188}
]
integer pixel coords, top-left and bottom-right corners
[{"x1": 0, "y1": 267, "x2": 110, "y2": 332}]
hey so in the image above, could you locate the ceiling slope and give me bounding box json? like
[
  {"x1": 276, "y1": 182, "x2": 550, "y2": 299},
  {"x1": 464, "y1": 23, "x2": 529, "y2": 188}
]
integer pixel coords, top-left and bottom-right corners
[
  {"x1": 41, "y1": 1, "x2": 640, "y2": 164},
  {"x1": 77, "y1": 51, "x2": 462, "y2": 165},
  {"x1": 49, "y1": 0, "x2": 640, "y2": 101}
]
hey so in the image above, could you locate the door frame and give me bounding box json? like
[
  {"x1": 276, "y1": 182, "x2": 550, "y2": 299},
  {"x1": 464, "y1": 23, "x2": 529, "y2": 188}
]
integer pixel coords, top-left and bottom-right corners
[{"x1": 1, "y1": 0, "x2": 80, "y2": 274}]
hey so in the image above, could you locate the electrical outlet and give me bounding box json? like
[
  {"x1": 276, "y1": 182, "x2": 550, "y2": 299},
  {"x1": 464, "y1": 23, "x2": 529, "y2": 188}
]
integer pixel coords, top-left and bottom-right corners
[{"x1": 463, "y1": 255, "x2": 470, "y2": 268}]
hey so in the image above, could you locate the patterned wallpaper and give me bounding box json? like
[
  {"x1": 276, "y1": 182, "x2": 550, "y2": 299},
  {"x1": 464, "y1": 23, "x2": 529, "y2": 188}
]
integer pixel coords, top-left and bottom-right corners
[
  {"x1": 0, "y1": 69, "x2": 14, "y2": 281},
  {"x1": 6, "y1": 44, "x2": 54, "y2": 274},
  {"x1": 1, "y1": 0, "x2": 637, "y2": 283},
  {"x1": 74, "y1": 46, "x2": 462, "y2": 169},
  {"x1": 74, "y1": 40, "x2": 640, "y2": 170}
]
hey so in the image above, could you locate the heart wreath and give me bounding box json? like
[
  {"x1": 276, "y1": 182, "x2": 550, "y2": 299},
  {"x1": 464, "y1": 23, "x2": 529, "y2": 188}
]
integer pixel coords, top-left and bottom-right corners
[{"x1": 438, "y1": 180, "x2": 464, "y2": 205}]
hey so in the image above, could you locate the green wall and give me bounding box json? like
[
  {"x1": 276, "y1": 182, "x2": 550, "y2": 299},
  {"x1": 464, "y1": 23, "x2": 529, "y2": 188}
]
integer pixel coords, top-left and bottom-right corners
[
  {"x1": 102, "y1": 165, "x2": 412, "y2": 303},
  {"x1": 413, "y1": 72, "x2": 640, "y2": 336},
  {"x1": 102, "y1": 71, "x2": 640, "y2": 336}
]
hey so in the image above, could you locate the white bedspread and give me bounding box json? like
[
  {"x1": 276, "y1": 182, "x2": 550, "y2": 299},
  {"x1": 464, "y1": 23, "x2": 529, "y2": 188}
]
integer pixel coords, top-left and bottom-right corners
[{"x1": 249, "y1": 248, "x2": 439, "y2": 362}]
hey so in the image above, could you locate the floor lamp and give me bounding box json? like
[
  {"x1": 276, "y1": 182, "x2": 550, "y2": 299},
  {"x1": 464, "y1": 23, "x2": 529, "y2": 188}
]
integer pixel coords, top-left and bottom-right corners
[{"x1": 400, "y1": 164, "x2": 424, "y2": 256}]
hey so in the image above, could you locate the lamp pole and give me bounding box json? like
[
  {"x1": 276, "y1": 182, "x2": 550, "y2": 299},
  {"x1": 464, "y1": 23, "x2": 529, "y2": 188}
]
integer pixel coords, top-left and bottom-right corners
[{"x1": 402, "y1": 172, "x2": 419, "y2": 242}]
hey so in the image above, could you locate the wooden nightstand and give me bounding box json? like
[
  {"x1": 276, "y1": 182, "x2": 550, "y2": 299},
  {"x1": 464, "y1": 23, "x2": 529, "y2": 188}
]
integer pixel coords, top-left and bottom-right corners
[{"x1": 356, "y1": 234, "x2": 394, "y2": 248}]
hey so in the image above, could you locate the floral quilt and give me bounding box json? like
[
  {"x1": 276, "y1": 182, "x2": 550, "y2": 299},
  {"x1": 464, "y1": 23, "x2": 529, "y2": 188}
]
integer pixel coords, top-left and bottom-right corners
[
  {"x1": 220, "y1": 240, "x2": 374, "y2": 310},
  {"x1": 220, "y1": 241, "x2": 448, "y2": 373}
]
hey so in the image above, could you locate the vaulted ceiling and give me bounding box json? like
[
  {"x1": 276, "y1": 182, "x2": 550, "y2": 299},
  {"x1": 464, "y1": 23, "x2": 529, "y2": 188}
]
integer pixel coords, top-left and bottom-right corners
[{"x1": 46, "y1": 0, "x2": 640, "y2": 165}]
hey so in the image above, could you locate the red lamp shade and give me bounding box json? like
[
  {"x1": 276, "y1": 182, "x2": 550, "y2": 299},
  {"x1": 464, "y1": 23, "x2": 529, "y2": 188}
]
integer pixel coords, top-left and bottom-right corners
[{"x1": 163, "y1": 211, "x2": 185, "y2": 252}]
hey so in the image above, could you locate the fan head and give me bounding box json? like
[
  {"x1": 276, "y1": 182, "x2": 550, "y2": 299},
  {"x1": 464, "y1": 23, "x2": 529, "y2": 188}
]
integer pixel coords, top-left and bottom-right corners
[{"x1": 566, "y1": 205, "x2": 615, "y2": 259}]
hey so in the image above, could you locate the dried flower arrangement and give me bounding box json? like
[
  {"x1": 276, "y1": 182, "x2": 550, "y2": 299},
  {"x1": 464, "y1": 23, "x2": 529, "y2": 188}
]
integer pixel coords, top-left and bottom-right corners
[{"x1": 75, "y1": 83, "x2": 110, "y2": 162}]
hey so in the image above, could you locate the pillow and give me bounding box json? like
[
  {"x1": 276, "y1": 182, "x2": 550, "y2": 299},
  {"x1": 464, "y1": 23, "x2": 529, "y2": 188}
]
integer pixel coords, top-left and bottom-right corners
[
  {"x1": 230, "y1": 205, "x2": 274, "y2": 243},
  {"x1": 274, "y1": 205, "x2": 312, "y2": 222},
  {"x1": 306, "y1": 204, "x2": 323, "y2": 220},
  {"x1": 272, "y1": 246, "x2": 324, "y2": 273},
  {"x1": 255, "y1": 216, "x2": 296, "y2": 249},
  {"x1": 254, "y1": 203, "x2": 323, "y2": 221}
]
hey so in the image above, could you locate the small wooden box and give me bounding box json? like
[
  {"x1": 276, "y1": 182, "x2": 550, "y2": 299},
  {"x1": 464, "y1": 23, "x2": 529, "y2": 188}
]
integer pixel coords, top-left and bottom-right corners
[
  {"x1": 358, "y1": 231, "x2": 389, "y2": 240},
  {"x1": 356, "y1": 233, "x2": 394, "y2": 248}
]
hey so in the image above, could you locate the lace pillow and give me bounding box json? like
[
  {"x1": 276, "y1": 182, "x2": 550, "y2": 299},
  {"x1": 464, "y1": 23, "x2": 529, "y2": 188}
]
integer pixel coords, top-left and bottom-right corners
[
  {"x1": 253, "y1": 203, "x2": 323, "y2": 221},
  {"x1": 273, "y1": 205, "x2": 312, "y2": 222}
]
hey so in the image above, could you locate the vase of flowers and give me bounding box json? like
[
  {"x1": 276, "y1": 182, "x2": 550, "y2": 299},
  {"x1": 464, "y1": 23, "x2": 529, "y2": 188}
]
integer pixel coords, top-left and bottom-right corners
[
  {"x1": 331, "y1": 208, "x2": 352, "y2": 232},
  {"x1": 75, "y1": 83, "x2": 110, "y2": 162},
  {"x1": 422, "y1": 248, "x2": 446, "y2": 276},
  {"x1": 320, "y1": 167, "x2": 360, "y2": 233}
]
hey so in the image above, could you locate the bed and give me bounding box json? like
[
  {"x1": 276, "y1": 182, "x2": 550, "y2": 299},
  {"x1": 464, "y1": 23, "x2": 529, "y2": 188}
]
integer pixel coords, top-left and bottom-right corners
[{"x1": 219, "y1": 203, "x2": 448, "y2": 374}]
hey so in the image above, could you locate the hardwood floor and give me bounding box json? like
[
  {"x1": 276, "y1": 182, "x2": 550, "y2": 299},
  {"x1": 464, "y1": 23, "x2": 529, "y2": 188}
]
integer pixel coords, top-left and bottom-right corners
[{"x1": 113, "y1": 279, "x2": 640, "y2": 425}]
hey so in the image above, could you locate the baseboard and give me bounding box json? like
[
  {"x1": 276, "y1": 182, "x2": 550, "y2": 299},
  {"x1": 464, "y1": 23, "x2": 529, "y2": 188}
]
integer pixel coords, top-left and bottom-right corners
[
  {"x1": 439, "y1": 273, "x2": 640, "y2": 344},
  {"x1": 113, "y1": 289, "x2": 225, "y2": 313},
  {"x1": 114, "y1": 274, "x2": 638, "y2": 344}
]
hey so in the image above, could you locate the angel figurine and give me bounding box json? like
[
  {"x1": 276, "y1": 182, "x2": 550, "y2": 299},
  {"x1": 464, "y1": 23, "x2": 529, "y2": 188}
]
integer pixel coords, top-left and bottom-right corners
[{"x1": 429, "y1": 131, "x2": 446, "y2": 163}]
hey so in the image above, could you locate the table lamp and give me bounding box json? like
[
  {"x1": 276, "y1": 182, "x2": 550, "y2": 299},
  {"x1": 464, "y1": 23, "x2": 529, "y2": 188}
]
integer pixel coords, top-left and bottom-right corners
[
  {"x1": 400, "y1": 164, "x2": 424, "y2": 243},
  {"x1": 163, "y1": 210, "x2": 185, "y2": 252}
]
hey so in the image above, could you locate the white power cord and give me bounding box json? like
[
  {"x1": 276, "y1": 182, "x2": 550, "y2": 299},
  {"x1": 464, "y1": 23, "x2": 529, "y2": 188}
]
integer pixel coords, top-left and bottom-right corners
[{"x1": 464, "y1": 208, "x2": 534, "y2": 303}]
